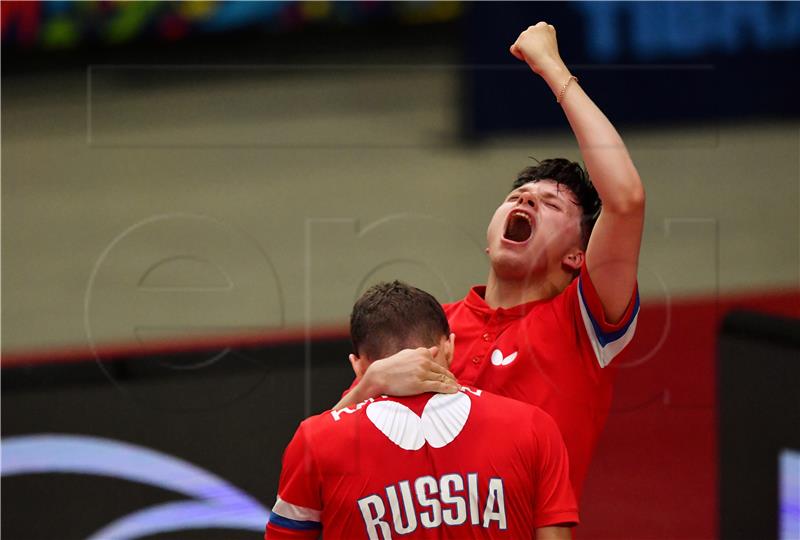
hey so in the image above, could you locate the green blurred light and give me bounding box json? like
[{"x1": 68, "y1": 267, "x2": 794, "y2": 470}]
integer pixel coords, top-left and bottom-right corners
[
  {"x1": 105, "y1": 1, "x2": 161, "y2": 44},
  {"x1": 42, "y1": 17, "x2": 79, "y2": 49}
]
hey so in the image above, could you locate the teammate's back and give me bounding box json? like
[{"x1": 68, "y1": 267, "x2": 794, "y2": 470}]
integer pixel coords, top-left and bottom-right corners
[{"x1": 267, "y1": 386, "x2": 577, "y2": 539}]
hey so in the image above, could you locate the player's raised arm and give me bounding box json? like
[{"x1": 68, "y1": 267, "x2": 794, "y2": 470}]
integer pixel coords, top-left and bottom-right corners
[{"x1": 511, "y1": 23, "x2": 645, "y2": 323}]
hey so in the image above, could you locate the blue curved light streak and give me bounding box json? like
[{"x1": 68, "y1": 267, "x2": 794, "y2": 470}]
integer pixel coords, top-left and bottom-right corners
[{"x1": 1, "y1": 434, "x2": 270, "y2": 539}]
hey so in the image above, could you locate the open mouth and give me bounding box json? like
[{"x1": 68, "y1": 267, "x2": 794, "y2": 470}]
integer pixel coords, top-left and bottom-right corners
[{"x1": 503, "y1": 210, "x2": 533, "y2": 243}]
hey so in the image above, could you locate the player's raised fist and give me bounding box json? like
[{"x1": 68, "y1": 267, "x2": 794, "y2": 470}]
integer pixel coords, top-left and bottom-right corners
[{"x1": 509, "y1": 22, "x2": 565, "y2": 76}]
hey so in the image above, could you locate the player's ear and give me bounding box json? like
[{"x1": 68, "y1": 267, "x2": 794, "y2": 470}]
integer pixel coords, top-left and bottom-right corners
[
  {"x1": 443, "y1": 333, "x2": 456, "y2": 367},
  {"x1": 562, "y1": 248, "x2": 584, "y2": 272},
  {"x1": 349, "y1": 353, "x2": 367, "y2": 379}
]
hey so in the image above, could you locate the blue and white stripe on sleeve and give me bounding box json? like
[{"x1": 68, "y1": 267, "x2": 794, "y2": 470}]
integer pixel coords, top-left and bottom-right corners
[
  {"x1": 577, "y1": 277, "x2": 640, "y2": 369},
  {"x1": 269, "y1": 496, "x2": 322, "y2": 531}
]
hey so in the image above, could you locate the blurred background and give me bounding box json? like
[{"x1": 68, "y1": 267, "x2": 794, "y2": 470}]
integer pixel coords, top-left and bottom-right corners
[{"x1": 2, "y1": 1, "x2": 799, "y2": 539}]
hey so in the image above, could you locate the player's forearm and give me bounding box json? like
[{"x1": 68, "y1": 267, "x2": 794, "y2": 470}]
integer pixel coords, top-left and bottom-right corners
[
  {"x1": 332, "y1": 376, "x2": 380, "y2": 411},
  {"x1": 539, "y1": 63, "x2": 645, "y2": 215},
  {"x1": 534, "y1": 525, "x2": 573, "y2": 540},
  {"x1": 332, "y1": 346, "x2": 458, "y2": 411}
]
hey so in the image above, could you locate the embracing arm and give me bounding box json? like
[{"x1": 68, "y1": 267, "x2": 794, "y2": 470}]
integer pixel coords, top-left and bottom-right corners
[
  {"x1": 511, "y1": 23, "x2": 645, "y2": 323},
  {"x1": 333, "y1": 347, "x2": 459, "y2": 411}
]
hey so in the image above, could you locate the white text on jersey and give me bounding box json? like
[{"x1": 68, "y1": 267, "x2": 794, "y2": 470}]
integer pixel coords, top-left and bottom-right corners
[
  {"x1": 357, "y1": 473, "x2": 506, "y2": 539},
  {"x1": 331, "y1": 387, "x2": 482, "y2": 423},
  {"x1": 330, "y1": 397, "x2": 376, "y2": 422}
]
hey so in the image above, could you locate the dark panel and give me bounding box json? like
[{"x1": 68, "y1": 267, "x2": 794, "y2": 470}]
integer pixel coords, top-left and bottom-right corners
[
  {"x1": 1, "y1": 338, "x2": 354, "y2": 539},
  {"x1": 462, "y1": 2, "x2": 800, "y2": 136},
  {"x1": 718, "y1": 311, "x2": 800, "y2": 540}
]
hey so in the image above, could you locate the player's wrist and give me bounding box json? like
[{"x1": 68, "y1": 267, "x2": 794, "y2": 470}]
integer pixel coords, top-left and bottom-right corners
[
  {"x1": 359, "y1": 361, "x2": 387, "y2": 398},
  {"x1": 538, "y1": 62, "x2": 571, "y2": 91}
]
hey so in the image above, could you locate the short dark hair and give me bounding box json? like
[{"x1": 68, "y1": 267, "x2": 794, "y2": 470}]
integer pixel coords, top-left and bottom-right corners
[
  {"x1": 512, "y1": 158, "x2": 601, "y2": 248},
  {"x1": 350, "y1": 281, "x2": 450, "y2": 361}
]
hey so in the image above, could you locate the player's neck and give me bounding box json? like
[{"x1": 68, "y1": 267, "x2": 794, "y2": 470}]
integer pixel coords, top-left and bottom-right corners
[{"x1": 484, "y1": 269, "x2": 569, "y2": 309}]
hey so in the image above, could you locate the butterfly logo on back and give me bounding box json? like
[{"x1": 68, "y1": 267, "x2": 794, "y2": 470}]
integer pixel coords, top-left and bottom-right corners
[
  {"x1": 366, "y1": 393, "x2": 472, "y2": 451},
  {"x1": 490, "y1": 349, "x2": 517, "y2": 366}
]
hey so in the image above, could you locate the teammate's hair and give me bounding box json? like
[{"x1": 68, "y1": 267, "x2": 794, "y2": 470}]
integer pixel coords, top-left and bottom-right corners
[
  {"x1": 512, "y1": 158, "x2": 601, "y2": 248},
  {"x1": 350, "y1": 281, "x2": 450, "y2": 361}
]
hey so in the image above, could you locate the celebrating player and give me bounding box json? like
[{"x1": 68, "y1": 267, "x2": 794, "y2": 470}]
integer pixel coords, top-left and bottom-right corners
[
  {"x1": 336, "y1": 23, "x2": 645, "y2": 500},
  {"x1": 266, "y1": 281, "x2": 578, "y2": 540}
]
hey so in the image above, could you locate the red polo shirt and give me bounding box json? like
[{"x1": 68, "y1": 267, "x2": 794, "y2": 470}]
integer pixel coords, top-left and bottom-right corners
[
  {"x1": 266, "y1": 388, "x2": 578, "y2": 539},
  {"x1": 444, "y1": 264, "x2": 639, "y2": 499}
]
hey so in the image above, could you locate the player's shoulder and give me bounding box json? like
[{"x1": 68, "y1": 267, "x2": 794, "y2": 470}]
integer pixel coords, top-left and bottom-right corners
[
  {"x1": 511, "y1": 275, "x2": 580, "y2": 329},
  {"x1": 293, "y1": 401, "x2": 371, "y2": 453},
  {"x1": 472, "y1": 387, "x2": 557, "y2": 422},
  {"x1": 442, "y1": 297, "x2": 466, "y2": 315},
  {"x1": 294, "y1": 410, "x2": 331, "y2": 438},
  {"x1": 503, "y1": 277, "x2": 580, "y2": 325},
  {"x1": 307, "y1": 394, "x2": 393, "y2": 439},
  {"x1": 464, "y1": 386, "x2": 539, "y2": 418},
  {"x1": 315, "y1": 398, "x2": 370, "y2": 426},
  {"x1": 548, "y1": 274, "x2": 581, "y2": 309}
]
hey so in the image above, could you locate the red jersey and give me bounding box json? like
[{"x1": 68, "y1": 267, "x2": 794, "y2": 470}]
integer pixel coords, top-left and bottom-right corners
[
  {"x1": 444, "y1": 263, "x2": 640, "y2": 499},
  {"x1": 265, "y1": 388, "x2": 578, "y2": 539}
]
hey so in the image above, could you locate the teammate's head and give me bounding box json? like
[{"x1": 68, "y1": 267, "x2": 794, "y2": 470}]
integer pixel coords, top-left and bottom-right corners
[
  {"x1": 349, "y1": 281, "x2": 453, "y2": 369},
  {"x1": 486, "y1": 158, "x2": 601, "y2": 282}
]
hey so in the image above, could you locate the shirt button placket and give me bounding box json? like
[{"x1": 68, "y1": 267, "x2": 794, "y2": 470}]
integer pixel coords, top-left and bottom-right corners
[{"x1": 472, "y1": 315, "x2": 494, "y2": 368}]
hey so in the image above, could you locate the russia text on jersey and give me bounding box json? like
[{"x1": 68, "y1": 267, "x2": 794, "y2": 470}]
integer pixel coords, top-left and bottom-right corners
[
  {"x1": 360, "y1": 472, "x2": 506, "y2": 539},
  {"x1": 267, "y1": 472, "x2": 506, "y2": 540}
]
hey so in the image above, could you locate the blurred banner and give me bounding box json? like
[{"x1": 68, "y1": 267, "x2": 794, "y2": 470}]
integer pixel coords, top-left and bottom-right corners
[
  {"x1": 6, "y1": 2, "x2": 796, "y2": 134},
  {"x1": 1, "y1": 1, "x2": 461, "y2": 50},
  {"x1": 462, "y1": 1, "x2": 800, "y2": 134}
]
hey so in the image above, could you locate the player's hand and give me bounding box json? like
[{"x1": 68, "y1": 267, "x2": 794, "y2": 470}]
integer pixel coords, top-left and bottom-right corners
[
  {"x1": 361, "y1": 347, "x2": 459, "y2": 397},
  {"x1": 509, "y1": 22, "x2": 566, "y2": 77}
]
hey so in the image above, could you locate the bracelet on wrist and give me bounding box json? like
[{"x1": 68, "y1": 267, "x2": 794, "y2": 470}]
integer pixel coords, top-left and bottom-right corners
[{"x1": 556, "y1": 75, "x2": 578, "y2": 104}]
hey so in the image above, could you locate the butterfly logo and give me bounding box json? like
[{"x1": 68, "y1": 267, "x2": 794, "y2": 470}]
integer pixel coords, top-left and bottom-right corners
[
  {"x1": 366, "y1": 393, "x2": 472, "y2": 451},
  {"x1": 490, "y1": 349, "x2": 517, "y2": 366}
]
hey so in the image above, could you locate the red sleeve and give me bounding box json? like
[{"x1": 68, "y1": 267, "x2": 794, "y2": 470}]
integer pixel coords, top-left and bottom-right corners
[
  {"x1": 530, "y1": 408, "x2": 579, "y2": 529},
  {"x1": 265, "y1": 421, "x2": 323, "y2": 540},
  {"x1": 573, "y1": 262, "x2": 640, "y2": 368}
]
